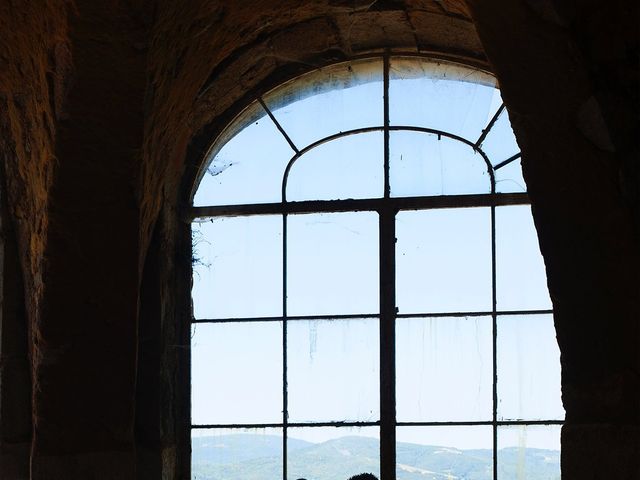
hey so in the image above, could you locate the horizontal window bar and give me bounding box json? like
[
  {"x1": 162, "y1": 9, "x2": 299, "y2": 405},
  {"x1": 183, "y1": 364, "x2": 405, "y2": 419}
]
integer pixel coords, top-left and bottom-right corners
[
  {"x1": 397, "y1": 309, "x2": 554, "y2": 319},
  {"x1": 191, "y1": 309, "x2": 553, "y2": 324},
  {"x1": 397, "y1": 420, "x2": 564, "y2": 427},
  {"x1": 191, "y1": 420, "x2": 563, "y2": 430},
  {"x1": 192, "y1": 421, "x2": 380, "y2": 429},
  {"x1": 188, "y1": 192, "x2": 530, "y2": 219}
]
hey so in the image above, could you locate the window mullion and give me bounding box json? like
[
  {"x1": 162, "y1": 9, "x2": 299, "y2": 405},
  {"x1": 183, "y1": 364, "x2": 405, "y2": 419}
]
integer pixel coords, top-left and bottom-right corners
[
  {"x1": 379, "y1": 205, "x2": 396, "y2": 480},
  {"x1": 379, "y1": 51, "x2": 396, "y2": 480},
  {"x1": 491, "y1": 203, "x2": 498, "y2": 480},
  {"x1": 282, "y1": 212, "x2": 289, "y2": 480}
]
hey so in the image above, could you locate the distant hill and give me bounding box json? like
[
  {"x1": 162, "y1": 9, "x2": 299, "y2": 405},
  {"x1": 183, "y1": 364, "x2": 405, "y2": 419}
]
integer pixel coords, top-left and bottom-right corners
[{"x1": 192, "y1": 434, "x2": 560, "y2": 480}]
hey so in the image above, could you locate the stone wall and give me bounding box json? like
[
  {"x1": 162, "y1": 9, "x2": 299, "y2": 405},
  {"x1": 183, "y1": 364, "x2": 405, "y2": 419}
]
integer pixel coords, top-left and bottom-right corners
[{"x1": 0, "y1": 1, "x2": 637, "y2": 478}]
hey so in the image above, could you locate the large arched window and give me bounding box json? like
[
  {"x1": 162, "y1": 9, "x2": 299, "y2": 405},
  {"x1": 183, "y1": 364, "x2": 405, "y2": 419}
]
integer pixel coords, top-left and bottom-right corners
[{"x1": 189, "y1": 55, "x2": 564, "y2": 480}]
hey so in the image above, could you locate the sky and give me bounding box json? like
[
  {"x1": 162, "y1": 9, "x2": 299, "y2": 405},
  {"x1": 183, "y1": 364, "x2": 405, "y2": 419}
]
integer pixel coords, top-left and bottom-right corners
[{"x1": 189, "y1": 57, "x2": 564, "y2": 458}]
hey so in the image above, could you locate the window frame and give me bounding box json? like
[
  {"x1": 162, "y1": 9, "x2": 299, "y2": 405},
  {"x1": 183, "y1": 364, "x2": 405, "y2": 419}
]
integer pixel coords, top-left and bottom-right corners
[{"x1": 187, "y1": 52, "x2": 562, "y2": 480}]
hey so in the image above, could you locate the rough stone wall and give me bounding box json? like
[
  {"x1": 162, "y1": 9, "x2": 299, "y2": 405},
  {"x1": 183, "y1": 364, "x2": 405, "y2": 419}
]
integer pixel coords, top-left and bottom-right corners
[
  {"x1": 0, "y1": 2, "x2": 71, "y2": 478},
  {"x1": 28, "y1": 1, "x2": 151, "y2": 477},
  {"x1": 0, "y1": 0, "x2": 70, "y2": 358},
  {"x1": 0, "y1": 0, "x2": 637, "y2": 479},
  {"x1": 2, "y1": 1, "x2": 151, "y2": 478},
  {"x1": 466, "y1": 0, "x2": 640, "y2": 478}
]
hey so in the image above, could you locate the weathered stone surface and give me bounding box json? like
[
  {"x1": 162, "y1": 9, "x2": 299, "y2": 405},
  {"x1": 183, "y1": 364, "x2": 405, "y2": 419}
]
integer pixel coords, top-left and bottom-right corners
[{"x1": 0, "y1": 1, "x2": 637, "y2": 479}]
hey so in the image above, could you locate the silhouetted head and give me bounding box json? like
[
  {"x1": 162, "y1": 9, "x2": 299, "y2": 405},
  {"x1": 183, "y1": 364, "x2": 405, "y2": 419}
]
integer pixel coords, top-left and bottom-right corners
[{"x1": 347, "y1": 474, "x2": 379, "y2": 480}]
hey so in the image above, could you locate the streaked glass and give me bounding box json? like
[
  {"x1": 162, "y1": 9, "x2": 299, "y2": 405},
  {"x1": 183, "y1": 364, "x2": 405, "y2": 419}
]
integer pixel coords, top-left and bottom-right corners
[
  {"x1": 397, "y1": 426, "x2": 493, "y2": 479},
  {"x1": 287, "y1": 212, "x2": 379, "y2": 316},
  {"x1": 495, "y1": 157, "x2": 527, "y2": 193},
  {"x1": 498, "y1": 425, "x2": 561, "y2": 480},
  {"x1": 288, "y1": 426, "x2": 380, "y2": 480},
  {"x1": 191, "y1": 428, "x2": 283, "y2": 479},
  {"x1": 390, "y1": 131, "x2": 491, "y2": 197},
  {"x1": 288, "y1": 318, "x2": 379, "y2": 422},
  {"x1": 194, "y1": 109, "x2": 294, "y2": 206},
  {"x1": 396, "y1": 316, "x2": 493, "y2": 421},
  {"x1": 264, "y1": 58, "x2": 383, "y2": 149},
  {"x1": 191, "y1": 322, "x2": 282, "y2": 424},
  {"x1": 390, "y1": 57, "x2": 500, "y2": 140},
  {"x1": 496, "y1": 205, "x2": 552, "y2": 310},
  {"x1": 396, "y1": 208, "x2": 492, "y2": 313},
  {"x1": 286, "y1": 131, "x2": 383, "y2": 201},
  {"x1": 192, "y1": 216, "x2": 282, "y2": 319},
  {"x1": 497, "y1": 315, "x2": 564, "y2": 421}
]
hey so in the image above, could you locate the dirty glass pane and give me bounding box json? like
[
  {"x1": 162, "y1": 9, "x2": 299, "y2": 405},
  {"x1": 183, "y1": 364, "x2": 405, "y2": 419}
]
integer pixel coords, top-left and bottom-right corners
[
  {"x1": 191, "y1": 322, "x2": 282, "y2": 424},
  {"x1": 479, "y1": 108, "x2": 520, "y2": 167},
  {"x1": 194, "y1": 109, "x2": 295, "y2": 206},
  {"x1": 495, "y1": 157, "x2": 527, "y2": 193},
  {"x1": 497, "y1": 315, "x2": 564, "y2": 421},
  {"x1": 397, "y1": 426, "x2": 493, "y2": 479},
  {"x1": 389, "y1": 57, "x2": 500, "y2": 140},
  {"x1": 496, "y1": 205, "x2": 552, "y2": 311},
  {"x1": 396, "y1": 316, "x2": 492, "y2": 421},
  {"x1": 192, "y1": 216, "x2": 282, "y2": 319},
  {"x1": 497, "y1": 425, "x2": 561, "y2": 480},
  {"x1": 288, "y1": 318, "x2": 379, "y2": 423},
  {"x1": 287, "y1": 212, "x2": 379, "y2": 316},
  {"x1": 191, "y1": 428, "x2": 283, "y2": 480},
  {"x1": 264, "y1": 59, "x2": 383, "y2": 149},
  {"x1": 287, "y1": 426, "x2": 380, "y2": 480},
  {"x1": 286, "y1": 131, "x2": 383, "y2": 201},
  {"x1": 389, "y1": 131, "x2": 491, "y2": 197},
  {"x1": 396, "y1": 208, "x2": 492, "y2": 313}
]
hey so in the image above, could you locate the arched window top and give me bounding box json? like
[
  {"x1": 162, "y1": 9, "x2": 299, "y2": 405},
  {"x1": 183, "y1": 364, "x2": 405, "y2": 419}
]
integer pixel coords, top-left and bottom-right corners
[{"x1": 192, "y1": 55, "x2": 524, "y2": 207}]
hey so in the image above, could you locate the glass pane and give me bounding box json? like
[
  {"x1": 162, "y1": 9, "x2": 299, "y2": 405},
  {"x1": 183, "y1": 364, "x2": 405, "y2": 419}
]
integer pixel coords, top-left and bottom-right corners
[
  {"x1": 495, "y1": 157, "x2": 526, "y2": 193},
  {"x1": 498, "y1": 425, "x2": 561, "y2": 480},
  {"x1": 264, "y1": 58, "x2": 383, "y2": 149},
  {"x1": 390, "y1": 131, "x2": 491, "y2": 197},
  {"x1": 288, "y1": 426, "x2": 380, "y2": 480},
  {"x1": 191, "y1": 322, "x2": 282, "y2": 424},
  {"x1": 497, "y1": 315, "x2": 564, "y2": 421},
  {"x1": 480, "y1": 108, "x2": 520, "y2": 167},
  {"x1": 286, "y1": 131, "x2": 383, "y2": 201},
  {"x1": 389, "y1": 57, "x2": 500, "y2": 140},
  {"x1": 396, "y1": 208, "x2": 492, "y2": 313},
  {"x1": 396, "y1": 316, "x2": 492, "y2": 421},
  {"x1": 496, "y1": 205, "x2": 552, "y2": 310},
  {"x1": 397, "y1": 426, "x2": 493, "y2": 479},
  {"x1": 192, "y1": 216, "x2": 282, "y2": 319},
  {"x1": 191, "y1": 428, "x2": 283, "y2": 480},
  {"x1": 288, "y1": 318, "x2": 379, "y2": 423},
  {"x1": 194, "y1": 109, "x2": 294, "y2": 206},
  {"x1": 287, "y1": 212, "x2": 379, "y2": 316}
]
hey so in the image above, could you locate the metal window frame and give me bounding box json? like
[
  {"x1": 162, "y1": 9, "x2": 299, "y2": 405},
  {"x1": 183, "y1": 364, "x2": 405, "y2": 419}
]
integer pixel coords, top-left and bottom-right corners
[{"x1": 188, "y1": 52, "x2": 563, "y2": 480}]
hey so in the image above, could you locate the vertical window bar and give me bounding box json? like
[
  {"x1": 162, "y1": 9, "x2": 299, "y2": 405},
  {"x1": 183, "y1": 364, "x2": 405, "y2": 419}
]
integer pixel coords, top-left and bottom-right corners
[
  {"x1": 491, "y1": 203, "x2": 498, "y2": 480},
  {"x1": 380, "y1": 52, "x2": 397, "y2": 480},
  {"x1": 380, "y1": 207, "x2": 396, "y2": 480},
  {"x1": 383, "y1": 54, "x2": 391, "y2": 199},
  {"x1": 282, "y1": 212, "x2": 289, "y2": 480}
]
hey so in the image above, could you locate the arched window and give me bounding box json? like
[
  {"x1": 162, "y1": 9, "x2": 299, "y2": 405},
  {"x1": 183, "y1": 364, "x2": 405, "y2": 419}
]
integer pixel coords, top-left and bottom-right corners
[{"x1": 188, "y1": 55, "x2": 564, "y2": 480}]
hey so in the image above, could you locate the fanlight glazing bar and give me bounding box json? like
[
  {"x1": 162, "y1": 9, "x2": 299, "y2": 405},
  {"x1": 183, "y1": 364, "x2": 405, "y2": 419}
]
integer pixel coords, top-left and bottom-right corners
[{"x1": 189, "y1": 192, "x2": 529, "y2": 219}]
